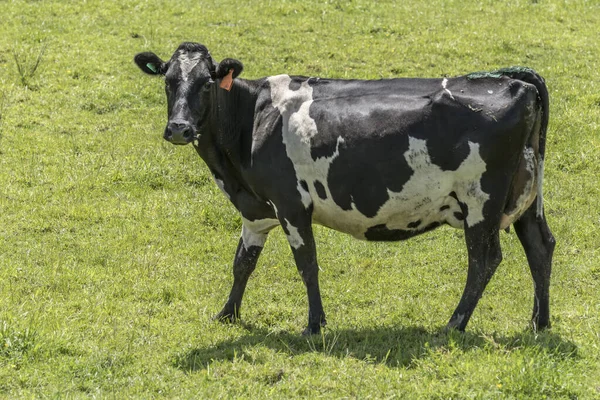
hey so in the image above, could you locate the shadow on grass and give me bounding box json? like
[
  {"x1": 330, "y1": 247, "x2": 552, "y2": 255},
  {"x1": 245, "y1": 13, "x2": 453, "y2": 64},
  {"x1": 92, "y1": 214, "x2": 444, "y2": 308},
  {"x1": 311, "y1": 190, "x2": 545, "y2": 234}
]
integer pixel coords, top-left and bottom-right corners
[{"x1": 172, "y1": 323, "x2": 578, "y2": 372}]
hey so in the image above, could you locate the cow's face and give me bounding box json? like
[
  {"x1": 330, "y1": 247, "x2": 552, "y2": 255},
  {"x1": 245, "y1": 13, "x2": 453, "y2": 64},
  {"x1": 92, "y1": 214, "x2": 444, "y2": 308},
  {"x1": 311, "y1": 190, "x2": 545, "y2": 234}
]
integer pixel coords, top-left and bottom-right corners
[{"x1": 135, "y1": 42, "x2": 243, "y2": 145}]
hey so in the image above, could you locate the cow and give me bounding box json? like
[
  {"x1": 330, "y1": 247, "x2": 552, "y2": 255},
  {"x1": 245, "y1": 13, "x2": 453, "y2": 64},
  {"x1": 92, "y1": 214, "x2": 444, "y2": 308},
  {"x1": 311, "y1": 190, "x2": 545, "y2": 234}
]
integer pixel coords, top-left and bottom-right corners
[{"x1": 134, "y1": 42, "x2": 555, "y2": 335}]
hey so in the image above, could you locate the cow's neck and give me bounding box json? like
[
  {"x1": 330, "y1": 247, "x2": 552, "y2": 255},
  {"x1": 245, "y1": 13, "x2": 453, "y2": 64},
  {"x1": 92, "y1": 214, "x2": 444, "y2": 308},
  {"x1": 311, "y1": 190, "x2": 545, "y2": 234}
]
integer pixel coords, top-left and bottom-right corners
[
  {"x1": 208, "y1": 78, "x2": 259, "y2": 166},
  {"x1": 194, "y1": 79, "x2": 261, "y2": 201}
]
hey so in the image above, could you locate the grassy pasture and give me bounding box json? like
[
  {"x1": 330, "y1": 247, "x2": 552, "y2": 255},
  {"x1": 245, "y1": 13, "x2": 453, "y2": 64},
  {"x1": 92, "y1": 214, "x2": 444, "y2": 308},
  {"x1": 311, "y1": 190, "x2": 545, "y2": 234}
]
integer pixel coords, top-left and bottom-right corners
[{"x1": 1, "y1": 0, "x2": 599, "y2": 397}]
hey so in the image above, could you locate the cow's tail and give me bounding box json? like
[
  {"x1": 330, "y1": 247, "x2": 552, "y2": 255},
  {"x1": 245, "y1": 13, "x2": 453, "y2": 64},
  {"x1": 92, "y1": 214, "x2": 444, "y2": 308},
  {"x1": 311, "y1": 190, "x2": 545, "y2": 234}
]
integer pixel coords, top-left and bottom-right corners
[{"x1": 497, "y1": 67, "x2": 549, "y2": 219}]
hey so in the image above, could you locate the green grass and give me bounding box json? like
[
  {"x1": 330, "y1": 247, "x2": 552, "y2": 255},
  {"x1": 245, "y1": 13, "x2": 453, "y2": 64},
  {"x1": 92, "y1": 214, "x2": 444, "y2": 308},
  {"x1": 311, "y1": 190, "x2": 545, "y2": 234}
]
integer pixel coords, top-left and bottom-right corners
[{"x1": 1, "y1": 0, "x2": 599, "y2": 397}]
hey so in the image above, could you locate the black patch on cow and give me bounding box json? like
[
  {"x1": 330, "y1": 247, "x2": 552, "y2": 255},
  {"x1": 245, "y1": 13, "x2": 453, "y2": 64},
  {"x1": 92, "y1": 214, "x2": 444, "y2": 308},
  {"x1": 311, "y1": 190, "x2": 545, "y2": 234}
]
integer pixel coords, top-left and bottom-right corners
[
  {"x1": 448, "y1": 191, "x2": 469, "y2": 220},
  {"x1": 364, "y1": 222, "x2": 441, "y2": 241},
  {"x1": 426, "y1": 136, "x2": 470, "y2": 172},
  {"x1": 440, "y1": 205, "x2": 450, "y2": 211},
  {"x1": 314, "y1": 180, "x2": 327, "y2": 199},
  {"x1": 307, "y1": 96, "x2": 417, "y2": 217},
  {"x1": 417, "y1": 94, "x2": 472, "y2": 171},
  {"x1": 310, "y1": 138, "x2": 340, "y2": 160},
  {"x1": 288, "y1": 78, "x2": 304, "y2": 91},
  {"x1": 407, "y1": 220, "x2": 422, "y2": 229},
  {"x1": 299, "y1": 180, "x2": 309, "y2": 192}
]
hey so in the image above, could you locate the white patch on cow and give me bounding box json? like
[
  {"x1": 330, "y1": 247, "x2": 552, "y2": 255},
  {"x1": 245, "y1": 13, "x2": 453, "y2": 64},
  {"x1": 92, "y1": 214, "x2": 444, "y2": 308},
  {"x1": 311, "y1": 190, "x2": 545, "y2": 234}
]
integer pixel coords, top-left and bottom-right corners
[
  {"x1": 516, "y1": 147, "x2": 536, "y2": 204},
  {"x1": 267, "y1": 75, "x2": 491, "y2": 239},
  {"x1": 177, "y1": 51, "x2": 202, "y2": 83},
  {"x1": 500, "y1": 213, "x2": 512, "y2": 230},
  {"x1": 297, "y1": 181, "x2": 312, "y2": 209},
  {"x1": 241, "y1": 217, "x2": 279, "y2": 250},
  {"x1": 499, "y1": 147, "x2": 538, "y2": 229},
  {"x1": 442, "y1": 78, "x2": 455, "y2": 100},
  {"x1": 533, "y1": 281, "x2": 539, "y2": 310},
  {"x1": 268, "y1": 201, "x2": 279, "y2": 217},
  {"x1": 284, "y1": 218, "x2": 305, "y2": 249},
  {"x1": 376, "y1": 138, "x2": 489, "y2": 230},
  {"x1": 449, "y1": 142, "x2": 490, "y2": 227},
  {"x1": 269, "y1": 74, "x2": 342, "y2": 211},
  {"x1": 214, "y1": 177, "x2": 230, "y2": 200},
  {"x1": 536, "y1": 158, "x2": 544, "y2": 218}
]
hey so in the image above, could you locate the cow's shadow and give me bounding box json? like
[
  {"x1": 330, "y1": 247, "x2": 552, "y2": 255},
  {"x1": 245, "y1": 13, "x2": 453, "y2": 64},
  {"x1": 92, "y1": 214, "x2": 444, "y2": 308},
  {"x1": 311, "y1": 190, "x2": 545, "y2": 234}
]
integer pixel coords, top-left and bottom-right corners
[{"x1": 172, "y1": 323, "x2": 578, "y2": 372}]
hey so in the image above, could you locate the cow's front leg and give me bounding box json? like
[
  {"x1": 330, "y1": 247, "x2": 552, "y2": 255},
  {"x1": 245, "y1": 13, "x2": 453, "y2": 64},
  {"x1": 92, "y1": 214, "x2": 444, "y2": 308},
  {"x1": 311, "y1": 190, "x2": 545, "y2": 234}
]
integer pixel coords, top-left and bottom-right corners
[
  {"x1": 280, "y1": 214, "x2": 326, "y2": 335},
  {"x1": 214, "y1": 222, "x2": 270, "y2": 323}
]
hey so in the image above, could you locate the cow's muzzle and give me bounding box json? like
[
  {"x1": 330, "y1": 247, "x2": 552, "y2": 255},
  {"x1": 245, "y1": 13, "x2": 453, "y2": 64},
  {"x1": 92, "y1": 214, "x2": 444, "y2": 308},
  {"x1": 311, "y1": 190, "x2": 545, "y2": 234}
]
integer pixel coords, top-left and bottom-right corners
[{"x1": 164, "y1": 121, "x2": 197, "y2": 145}]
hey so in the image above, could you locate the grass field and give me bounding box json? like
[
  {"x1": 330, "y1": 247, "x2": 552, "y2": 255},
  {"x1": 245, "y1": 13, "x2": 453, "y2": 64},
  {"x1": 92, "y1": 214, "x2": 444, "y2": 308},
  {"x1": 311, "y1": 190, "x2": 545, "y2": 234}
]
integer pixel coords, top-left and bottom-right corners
[{"x1": 1, "y1": 0, "x2": 599, "y2": 398}]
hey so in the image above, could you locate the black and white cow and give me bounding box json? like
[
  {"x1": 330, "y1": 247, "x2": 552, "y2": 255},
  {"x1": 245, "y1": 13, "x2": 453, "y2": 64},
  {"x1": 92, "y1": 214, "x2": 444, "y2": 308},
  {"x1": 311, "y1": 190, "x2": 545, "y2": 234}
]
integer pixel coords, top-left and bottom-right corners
[{"x1": 135, "y1": 42, "x2": 555, "y2": 334}]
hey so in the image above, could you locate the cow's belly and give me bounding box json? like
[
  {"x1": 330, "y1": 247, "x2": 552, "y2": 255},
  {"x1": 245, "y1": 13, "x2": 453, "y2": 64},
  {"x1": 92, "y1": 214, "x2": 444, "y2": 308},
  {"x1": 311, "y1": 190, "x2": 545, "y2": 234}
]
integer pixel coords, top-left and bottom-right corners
[{"x1": 311, "y1": 189, "x2": 465, "y2": 240}]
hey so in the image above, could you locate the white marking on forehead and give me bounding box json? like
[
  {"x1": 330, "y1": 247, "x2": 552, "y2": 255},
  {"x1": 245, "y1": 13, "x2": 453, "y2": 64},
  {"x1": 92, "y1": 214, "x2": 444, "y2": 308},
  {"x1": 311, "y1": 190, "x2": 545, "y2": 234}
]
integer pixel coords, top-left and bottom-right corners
[
  {"x1": 284, "y1": 218, "x2": 305, "y2": 249},
  {"x1": 177, "y1": 51, "x2": 203, "y2": 83},
  {"x1": 442, "y1": 78, "x2": 455, "y2": 100},
  {"x1": 241, "y1": 217, "x2": 279, "y2": 250}
]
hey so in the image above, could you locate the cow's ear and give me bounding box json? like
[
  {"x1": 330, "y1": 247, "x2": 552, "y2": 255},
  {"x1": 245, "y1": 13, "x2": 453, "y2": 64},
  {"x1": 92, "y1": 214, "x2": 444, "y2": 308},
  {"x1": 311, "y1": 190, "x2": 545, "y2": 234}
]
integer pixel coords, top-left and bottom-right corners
[
  {"x1": 216, "y1": 58, "x2": 243, "y2": 79},
  {"x1": 134, "y1": 52, "x2": 167, "y2": 75}
]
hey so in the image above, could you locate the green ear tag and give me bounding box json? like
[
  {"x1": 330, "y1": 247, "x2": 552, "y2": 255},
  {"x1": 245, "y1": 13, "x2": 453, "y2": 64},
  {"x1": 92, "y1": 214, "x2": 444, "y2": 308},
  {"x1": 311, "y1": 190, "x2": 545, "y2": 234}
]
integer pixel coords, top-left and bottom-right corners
[{"x1": 146, "y1": 63, "x2": 158, "y2": 73}]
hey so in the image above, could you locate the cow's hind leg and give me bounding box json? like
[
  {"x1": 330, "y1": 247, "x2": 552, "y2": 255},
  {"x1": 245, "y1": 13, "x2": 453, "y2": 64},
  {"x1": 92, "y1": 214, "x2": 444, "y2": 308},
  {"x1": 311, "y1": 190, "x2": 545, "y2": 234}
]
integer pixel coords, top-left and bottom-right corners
[
  {"x1": 214, "y1": 228, "x2": 267, "y2": 323},
  {"x1": 514, "y1": 205, "x2": 555, "y2": 330},
  {"x1": 447, "y1": 225, "x2": 503, "y2": 331}
]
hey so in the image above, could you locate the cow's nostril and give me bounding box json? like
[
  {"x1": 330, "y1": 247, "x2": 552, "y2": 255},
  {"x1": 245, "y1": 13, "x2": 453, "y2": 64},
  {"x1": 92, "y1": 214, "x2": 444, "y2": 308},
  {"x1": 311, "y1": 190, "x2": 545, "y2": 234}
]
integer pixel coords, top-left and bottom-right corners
[{"x1": 166, "y1": 121, "x2": 194, "y2": 144}]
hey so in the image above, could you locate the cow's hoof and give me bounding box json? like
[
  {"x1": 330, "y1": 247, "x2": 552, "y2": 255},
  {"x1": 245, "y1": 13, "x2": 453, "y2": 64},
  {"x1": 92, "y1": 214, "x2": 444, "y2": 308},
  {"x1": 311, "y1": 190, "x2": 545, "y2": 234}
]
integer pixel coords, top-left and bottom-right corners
[
  {"x1": 302, "y1": 326, "x2": 320, "y2": 336},
  {"x1": 302, "y1": 320, "x2": 327, "y2": 336},
  {"x1": 444, "y1": 320, "x2": 466, "y2": 333},
  {"x1": 213, "y1": 309, "x2": 238, "y2": 323},
  {"x1": 531, "y1": 318, "x2": 551, "y2": 332},
  {"x1": 445, "y1": 313, "x2": 468, "y2": 333}
]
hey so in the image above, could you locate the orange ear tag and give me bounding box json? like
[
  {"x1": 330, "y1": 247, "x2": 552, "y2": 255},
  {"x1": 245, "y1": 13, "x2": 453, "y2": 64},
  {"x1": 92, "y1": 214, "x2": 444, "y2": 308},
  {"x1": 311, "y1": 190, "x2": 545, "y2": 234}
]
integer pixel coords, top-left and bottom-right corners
[{"x1": 219, "y1": 69, "x2": 234, "y2": 91}]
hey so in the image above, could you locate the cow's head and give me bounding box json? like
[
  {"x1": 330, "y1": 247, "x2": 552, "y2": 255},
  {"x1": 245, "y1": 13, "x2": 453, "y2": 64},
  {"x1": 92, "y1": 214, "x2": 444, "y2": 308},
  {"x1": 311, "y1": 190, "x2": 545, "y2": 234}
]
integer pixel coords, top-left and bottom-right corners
[{"x1": 134, "y1": 42, "x2": 243, "y2": 145}]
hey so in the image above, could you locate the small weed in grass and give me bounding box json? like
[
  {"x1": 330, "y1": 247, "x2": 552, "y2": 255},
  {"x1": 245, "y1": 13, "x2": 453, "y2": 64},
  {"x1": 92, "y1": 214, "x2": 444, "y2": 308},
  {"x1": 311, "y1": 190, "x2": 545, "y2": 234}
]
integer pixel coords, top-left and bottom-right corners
[{"x1": 12, "y1": 42, "x2": 47, "y2": 89}]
